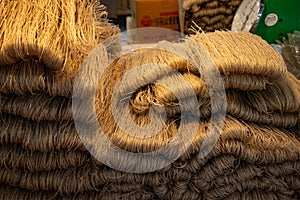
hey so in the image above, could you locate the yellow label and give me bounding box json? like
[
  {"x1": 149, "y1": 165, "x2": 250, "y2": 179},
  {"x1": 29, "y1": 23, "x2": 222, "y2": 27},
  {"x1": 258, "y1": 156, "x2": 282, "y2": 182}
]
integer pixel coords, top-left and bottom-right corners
[{"x1": 134, "y1": 0, "x2": 179, "y2": 30}]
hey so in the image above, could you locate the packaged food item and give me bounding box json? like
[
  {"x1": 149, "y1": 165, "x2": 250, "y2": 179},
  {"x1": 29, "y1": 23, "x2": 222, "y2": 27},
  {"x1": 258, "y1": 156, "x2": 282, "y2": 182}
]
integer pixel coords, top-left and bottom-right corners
[{"x1": 128, "y1": 0, "x2": 180, "y2": 43}]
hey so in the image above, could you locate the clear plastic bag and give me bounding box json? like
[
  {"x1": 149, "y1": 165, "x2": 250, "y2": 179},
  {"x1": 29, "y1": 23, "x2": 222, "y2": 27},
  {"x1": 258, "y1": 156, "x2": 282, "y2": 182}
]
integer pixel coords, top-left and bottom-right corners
[{"x1": 279, "y1": 31, "x2": 300, "y2": 79}]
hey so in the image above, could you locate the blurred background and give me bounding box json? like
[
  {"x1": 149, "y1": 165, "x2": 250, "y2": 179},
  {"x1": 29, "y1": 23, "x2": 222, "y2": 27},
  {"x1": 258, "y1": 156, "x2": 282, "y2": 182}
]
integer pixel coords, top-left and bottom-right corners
[{"x1": 101, "y1": 0, "x2": 131, "y2": 31}]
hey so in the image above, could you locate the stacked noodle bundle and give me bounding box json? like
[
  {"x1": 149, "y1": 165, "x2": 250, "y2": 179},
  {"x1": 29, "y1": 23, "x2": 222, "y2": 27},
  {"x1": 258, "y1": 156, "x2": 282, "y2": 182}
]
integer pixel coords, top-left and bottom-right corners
[
  {"x1": 0, "y1": 0, "x2": 122, "y2": 198},
  {"x1": 1, "y1": 0, "x2": 300, "y2": 198},
  {"x1": 183, "y1": 0, "x2": 242, "y2": 33},
  {"x1": 80, "y1": 31, "x2": 300, "y2": 199}
]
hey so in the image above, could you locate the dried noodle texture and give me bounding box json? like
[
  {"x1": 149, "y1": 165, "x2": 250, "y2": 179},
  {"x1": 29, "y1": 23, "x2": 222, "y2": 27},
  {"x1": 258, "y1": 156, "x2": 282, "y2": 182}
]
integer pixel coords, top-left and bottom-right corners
[
  {"x1": 2, "y1": 32, "x2": 295, "y2": 124},
  {"x1": 0, "y1": 91, "x2": 103, "y2": 122},
  {"x1": 0, "y1": 113, "x2": 84, "y2": 152},
  {"x1": 0, "y1": 184, "x2": 157, "y2": 200},
  {"x1": 0, "y1": 92, "x2": 73, "y2": 121},
  {"x1": 0, "y1": 117, "x2": 300, "y2": 198},
  {"x1": 0, "y1": 61, "x2": 73, "y2": 96},
  {"x1": 0, "y1": 144, "x2": 93, "y2": 171},
  {"x1": 183, "y1": 0, "x2": 242, "y2": 33},
  {"x1": 94, "y1": 48, "x2": 199, "y2": 153},
  {"x1": 190, "y1": 31, "x2": 287, "y2": 86},
  {"x1": 0, "y1": 0, "x2": 120, "y2": 76},
  {"x1": 93, "y1": 32, "x2": 300, "y2": 156}
]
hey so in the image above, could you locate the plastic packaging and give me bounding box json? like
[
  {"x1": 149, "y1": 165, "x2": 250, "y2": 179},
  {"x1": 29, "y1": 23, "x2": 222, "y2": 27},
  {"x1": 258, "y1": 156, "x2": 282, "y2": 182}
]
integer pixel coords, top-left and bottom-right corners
[{"x1": 279, "y1": 31, "x2": 300, "y2": 79}]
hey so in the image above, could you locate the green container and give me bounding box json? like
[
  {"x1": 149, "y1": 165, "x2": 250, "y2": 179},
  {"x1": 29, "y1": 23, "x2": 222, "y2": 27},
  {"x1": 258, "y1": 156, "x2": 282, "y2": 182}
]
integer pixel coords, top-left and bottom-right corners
[
  {"x1": 253, "y1": 0, "x2": 300, "y2": 43},
  {"x1": 232, "y1": 0, "x2": 300, "y2": 44}
]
